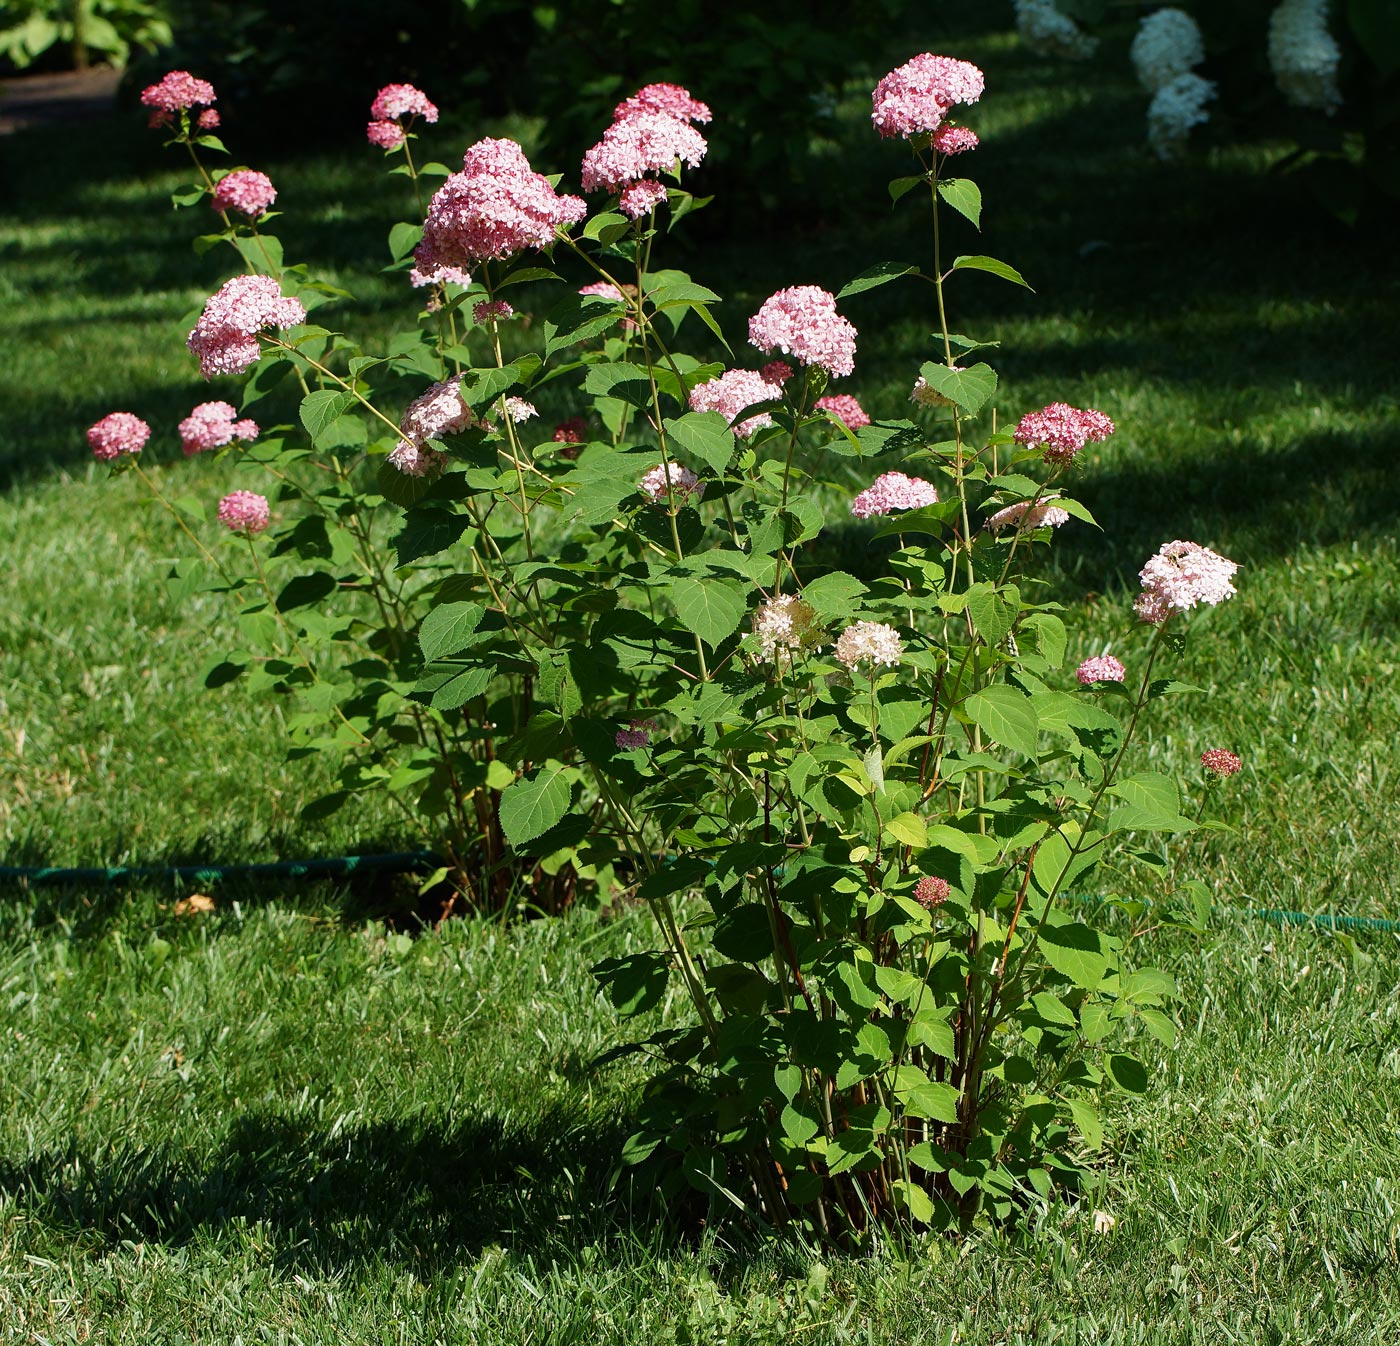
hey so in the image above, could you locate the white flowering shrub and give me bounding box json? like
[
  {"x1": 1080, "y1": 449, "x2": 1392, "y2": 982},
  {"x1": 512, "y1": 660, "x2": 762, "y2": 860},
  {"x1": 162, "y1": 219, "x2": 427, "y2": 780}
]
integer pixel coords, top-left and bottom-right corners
[{"x1": 92, "y1": 54, "x2": 1247, "y2": 1236}]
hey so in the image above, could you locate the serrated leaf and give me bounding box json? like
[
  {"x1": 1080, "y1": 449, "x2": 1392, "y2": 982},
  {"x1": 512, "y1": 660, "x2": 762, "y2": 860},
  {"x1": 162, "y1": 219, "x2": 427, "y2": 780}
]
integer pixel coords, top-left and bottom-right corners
[
  {"x1": 917, "y1": 361, "x2": 997, "y2": 414},
  {"x1": 299, "y1": 389, "x2": 355, "y2": 441},
  {"x1": 937, "y1": 178, "x2": 981, "y2": 229},
  {"x1": 418, "y1": 602, "x2": 485, "y2": 662},
  {"x1": 1105, "y1": 1053, "x2": 1149, "y2": 1094},
  {"x1": 837, "y1": 261, "x2": 918, "y2": 299},
  {"x1": 781, "y1": 1104, "x2": 821, "y2": 1146},
  {"x1": 393, "y1": 508, "x2": 469, "y2": 566},
  {"x1": 1039, "y1": 922, "x2": 1111, "y2": 990},
  {"x1": 903, "y1": 1081, "x2": 960, "y2": 1124},
  {"x1": 388, "y1": 221, "x2": 423, "y2": 261},
  {"x1": 592, "y1": 952, "x2": 670, "y2": 1017},
  {"x1": 885, "y1": 812, "x2": 927, "y2": 848},
  {"x1": 963, "y1": 684, "x2": 1040, "y2": 759},
  {"x1": 544, "y1": 294, "x2": 625, "y2": 356},
  {"x1": 667, "y1": 576, "x2": 747, "y2": 648},
  {"x1": 951, "y1": 254, "x2": 1033, "y2": 290},
  {"x1": 965, "y1": 581, "x2": 1018, "y2": 648},
  {"x1": 889, "y1": 175, "x2": 927, "y2": 204},
  {"x1": 499, "y1": 761, "x2": 572, "y2": 847},
  {"x1": 1066, "y1": 1098, "x2": 1103, "y2": 1150},
  {"x1": 663, "y1": 411, "x2": 734, "y2": 474}
]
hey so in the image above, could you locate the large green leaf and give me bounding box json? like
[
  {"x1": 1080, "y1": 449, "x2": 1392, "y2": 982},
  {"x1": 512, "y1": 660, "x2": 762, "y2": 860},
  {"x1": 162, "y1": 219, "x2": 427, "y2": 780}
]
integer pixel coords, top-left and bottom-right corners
[
  {"x1": 418, "y1": 601, "x2": 485, "y2": 662},
  {"x1": 1038, "y1": 921, "x2": 1112, "y2": 990},
  {"x1": 299, "y1": 389, "x2": 355, "y2": 441},
  {"x1": 393, "y1": 508, "x2": 469, "y2": 567},
  {"x1": 543, "y1": 294, "x2": 624, "y2": 356},
  {"x1": 937, "y1": 178, "x2": 981, "y2": 229},
  {"x1": 965, "y1": 581, "x2": 1018, "y2": 648},
  {"x1": 499, "y1": 761, "x2": 573, "y2": 847},
  {"x1": 837, "y1": 261, "x2": 918, "y2": 299},
  {"x1": 667, "y1": 576, "x2": 747, "y2": 648},
  {"x1": 663, "y1": 411, "x2": 734, "y2": 474},
  {"x1": 951, "y1": 254, "x2": 1033, "y2": 290},
  {"x1": 916, "y1": 361, "x2": 997, "y2": 414},
  {"x1": 592, "y1": 952, "x2": 670, "y2": 1016},
  {"x1": 962, "y1": 684, "x2": 1040, "y2": 759}
]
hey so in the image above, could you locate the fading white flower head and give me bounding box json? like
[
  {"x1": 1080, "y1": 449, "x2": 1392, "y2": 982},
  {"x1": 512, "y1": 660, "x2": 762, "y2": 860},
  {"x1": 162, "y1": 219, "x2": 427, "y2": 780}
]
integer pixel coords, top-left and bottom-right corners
[
  {"x1": 1268, "y1": 0, "x2": 1342, "y2": 115},
  {"x1": 1147, "y1": 72, "x2": 1217, "y2": 159},
  {"x1": 1014, "y1": 0, "x2": 1098, "y2": 61},
  {"x1": 503, "y1": 396, "x2": 537, "y2": 423},
  {"x1": 751, "y1": 595, "x2": 823, "y2": 667},
  {"x1": 1131, "y1": 8, "x2": 1206, "y2": 91},
  {"x1": 639, "y1": 462, "x2": 703, "y2": 505},
  {"x1": 986, "y1": 498, "x2": 1071, "y2": 533},
  {"x1": 834, "y1": 621, "x2": 903, "y2": 672}
]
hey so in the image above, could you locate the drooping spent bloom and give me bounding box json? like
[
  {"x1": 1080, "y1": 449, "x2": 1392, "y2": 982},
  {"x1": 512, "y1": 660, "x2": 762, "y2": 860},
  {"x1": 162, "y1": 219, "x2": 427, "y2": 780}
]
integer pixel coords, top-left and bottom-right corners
[
  {"x1": 387, "y1": 441, "x2": 449, "y2": 477},
  {"x1": 366, "y1": 119, "x2": 406, "y2": 150},
  {"x1": 816, "y1": 394, "x2": 870, "y2": 430},
  {"x1": 986, "y1": 498, "x2": 1071, "y2": 532},
  {"x1": 552, "y1": 417, "x2": 587, "y2": 444},
  {"x1": 187, "y1": 275, "x2": 306, "y2": 380},
  {"x1": 639, "y1": 462, "x2": 702, "y2": 506},
  {"x1": 1130, "y1": 8, "x2": 1205, "y2": 91},
  {"x1": 580, "y1": 112, "x2": 708, "y2": 192},
  {"x1": 211, "y1": 170, "x2": 277, "y2": 218},
  {"x1": 615, "y1": 719, "x2": 659, "y2": 749},
  {"x1": 87, "y1": 412, "x2": 150, "y2": 461},
  {"x1": 748, "y1": 286, "x2": 857, "y2": 378},
  {"x1": 1012, "y1": 402, "x2": 1115, "y2": 467},
  {"x1": 370, "y1": 83, "x2": 439, "y2": 124},
  {"x1": 910, "y1": 375, "x2": 955, "y2": 408},
  {"x1": 1201, "y1": 748, "x2": 1242, "y2": 777},
  {"x1": 914, "y1": 876, "x2": 950, "y2": 909},
  {"x1": 413, "y1": 138, "x2": 586, "y2": 282},
  {"x1": 871, "y1": 53, "x2": 985, "y2": 139},
  {"x1": 473, "y1": 299, "x2": 514, "y2": 324},
  {"x1": 688, "y1": 368, "x2": 785, "y2": 437},
  {"x1": 761, "y1": 361, "x2": 793, "y2": 385},
  {"x1": 850, "y1": 471, "x2": 938, "y2": 519},
  {"x1": 140, "y1": 70, "x2": 216, "y2": 127},
  {"x1": 932, "y1": 125, "x2": 979, "y2": 155},
  {"x1": 619, "y1": 179, "x2": 668, "y2": 219},
  {"x1": 1076, "y1": 655, "x2": 1126, "y2": 685},
  {"x1": 1135, "y1": 540, "x2": 1239, "y2": 623},
  {"x1": 613, "y1": 83, "x2": 712, "y2": 125},
  {"x1": 217, "y1": 490, "x2": 270, "y2": 535},
  {"x1": 1268, "y1": 0, "x2": 1342, "y2": 115},
  {"x1": 399, "y1": 375, "x2": 474, "y2": 445},
  {"x1": 503, "y1": 397, "x2": 537, "y2": 423},
  {"x1": 1147, "y1": 73, "x2": 1217, "y2": 159},
  {"x1": 179, "y1": 401, "x2": 258, "y2": 456},
  {"x1": 1013, "y1": 0, "x2": 1098, "y2": 60},
  {"x1": 751, "y1": 595, "x2": 823, "y2": 667},
  {"x1": 835, "y1": 621, "x2": 903, "y2": 672}
]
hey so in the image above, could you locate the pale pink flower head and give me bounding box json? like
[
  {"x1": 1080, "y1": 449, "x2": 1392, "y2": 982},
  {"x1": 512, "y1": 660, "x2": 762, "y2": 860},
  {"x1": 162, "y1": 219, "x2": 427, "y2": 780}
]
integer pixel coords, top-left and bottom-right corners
[
  {"x1": 639, "y1": 462, "x2": 702, "y2": 506},
  {"x1": 688, "y1": 368, "x2": 783, "y2": 437},
  {"x1": 850, "y1": 471, "x2": 938, "y2": 519},
  {"x1": 141, "y1": 70, "x2": 216, "y2": 116},
  {"x1": 1201, "y1": 748, "x2": 1242, "y2": 778},
  {"x1": 370, "y1": 83, "x2": 439, "y2": 124},
  {"x1": 1136, "y1": 540, "x2": 1239, "y2": 624},
  {"x1": 231, "y1": 418, "x2": 259, "y2": 441},
  {"x1": 186, "y1": 274, "x2": 306, "y2": 380},
  {"x1": 932, "y1": 124, "x2": 979, "y2": 155},
  {"x1": 413, "y1": 138, "x2": 586, "y2": 280},
  {"x1": 871, "y1": 54, "x2": 984, "y2": 139},
  {"x1": 503, "y1": 397, "x2": 537, "y2": 423},
  {"x1": 197, "y1": 109, "x2": 220, "y2": 131},
  {"x1": 835, "y1": 621, "x2": 903, "y2": 671},
  {"x1": 1012, "y1": 402, "x2": 1116, "y2": 468},
  {"x1": 400, "y1": 375, "x2": 473, "y2": 444},
  {"x1": 580, "y1": 112, "x2": 707, "y2": 192},
  {"x1": 748, "y1": 286, "x2": 857, "y2": 378},
  {"x1": 751, "y1": 595, "x2": 822, "y2": 667},
  {"x1": 914, "y1": 875, "x2": 950, "y2": 909},
  {"x1": 217, "y1": 490, "x2": 270, "y2": 535},
  {"x1": 212, "y1": 169, "x2": 277, "y2": 218},
  {"x1": 410, "y1": 262, "x2": 472, "y2": 288},
  {"x1": 178, "y1": 400, "x2": 257, "y2": 456},
  {"x1": 473, "y1": 299, "x2": 514, "y2": 324},
  {"x1": 579, "y1": 280, "x2": 625, "y2": 302},
  {"x1": 619, "y1": 178, "x2": 668, "y2": 218},
  {"x1": 87, "y1": 411, "x2": 150, "y2": 461},
  {"x1": 1076, "y1": 655, "x2": 1126, "y2": 685},
  {"x1": 816, "y1": 394, "x2": 870, "y2": 431},
  {"x1": 367, "y1": 119, "x2": 406, "y2": 150},
  {"x1": 387, "y1": 441, "x2": 449, "y2": 477},
  {"x1": 613, "y1": 83, "x2": 712, "y2": 125},
  {"x1": 615, "y1": 718, "x2": 659, "y2": 750},
  {"x1": 986, "y1": 498, "x2": 1071, "y2": 533}
]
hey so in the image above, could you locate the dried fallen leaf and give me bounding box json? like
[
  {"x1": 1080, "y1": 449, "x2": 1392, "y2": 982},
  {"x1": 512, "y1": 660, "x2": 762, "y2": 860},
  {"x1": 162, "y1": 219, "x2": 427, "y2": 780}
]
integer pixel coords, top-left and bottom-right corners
[
  {"x1": 1092, "y1": 1209, "x2": 1117, "y2": 1235},
  {"x1": 174, "y1": 893, "x2": 216, "y2": 916}
]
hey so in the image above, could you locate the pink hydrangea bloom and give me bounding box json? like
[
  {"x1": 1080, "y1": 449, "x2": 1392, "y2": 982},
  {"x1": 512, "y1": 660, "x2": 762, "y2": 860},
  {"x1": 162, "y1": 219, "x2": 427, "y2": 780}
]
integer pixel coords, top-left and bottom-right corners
[
  {"x1": 751, "y1": 595, "x2": 823, "y2": 666},
  {"x1": 87, "y1": 411, "x2": 150, "y2": 461},
  {"x1": 414, "y1": 138, "x2": 586, "y2": 281},
  {"x1": 366, "y1": 119, "x2": 406, "y2": 150},
  {"x1": 579, "y1": 280, "x2": 624, "y2": 301},
  {"x1": 639, "y1": 462, "x2": 702, "y2": 505},
  {"x1": 400, "y1": 375, "x2": 473, "y2": 444},
  {"x1": 410, "y1": 262, "x2": 472, "y2": 288},
  {"x1": 761, "y1": 360, "x2": 793, "y2": 385},
  {"x1": 387, "y1": 441, "x2": 449, "y2": 477},
  {"x1": 581, "y1": 112, "x2": 708, "y2": 191},
  {"x1": 748, "y1": 286, "x2": 857, "y2": 377},
  {"x1": 187, "y1": 275, "x2": 306, "y2": 379},
  {"x1": 141, "y1": 70, "x2": 216, "y2": 115},
  {"x1": 613, "y1": 83, "x2": 712, "y2": 125},
  {"x1": 835, "y1": 621, "x2": 903, "y2": 671},
  {"x1": 619, "y1": 178, "x2": 668, "y2": 218},
  {"x1": 1076, "y1": 655, "x2": 1126, "y2": 685},
  {"x1": 179, "y1": 400, "x2": 258, "y2": 456},
  {"x1": 688, "y1": 368, "x2": 784, "y2": 437},
  {"x1": 1201, "y1": 748, "x2": 1242, "y2": 777},
  {"x1": 850, "y1": 471, "x2": 938, "y2": 519},
  {"x1": 986, "y1": 498, "x2": 1071, "y2": 532},
  {"x1": 871, "y1": 54, "x2": 985, "y2": 139},
  {"x1": 473, "y1": 299, "x2": 514, "y2": 323},
  {"x1": 217, "y1": 490, "x2": 270, "y2": 535},
  {"x1": 1136, "y1": 540, "x2": 1239, "y2": 623},
  {"x1": 816, "y1": 394, "x2": 870, "y2": 430},
  {"x1": 212, "y1": 169, "x2": 277, "y2": 217},
  {"x1": 1012, "y1": 402, "x2": 1116, "y2": 467},
  {"x1": 552, "y1": 417, "x2": 587, "y2": 444},
  {"x1": 615, "y1": 718, "x2": 659, "y2": 749},
  {"x1": 914, "y1": 876, "x2": 950, "y2": 908},
  {"x1": 933, "y1": 125, "x2": 979, "y2": 155},
  {"x1": 370, "y1": 83, "x2": 438, "y2": 123},
  {"x1": 197, "y1": 109, "x2": 220, "y2": 131}
]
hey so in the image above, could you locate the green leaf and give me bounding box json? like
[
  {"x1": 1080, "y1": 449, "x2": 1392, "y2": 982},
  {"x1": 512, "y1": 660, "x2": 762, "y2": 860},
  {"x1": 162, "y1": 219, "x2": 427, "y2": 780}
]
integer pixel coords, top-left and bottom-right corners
[
  {"x1": 275, "y1": 571, "x2": 336, "y2": 612},
  {"x1": 781, "y1": 1104, "x2": 821, "y2": 1146},
  {"x1": 499, "y1": 761, "x2": 572, "y2": 847},
  {"x1": 376, "y1": 459, "x2": 437, "y2": 509},
  {"x1": 543, "y1": 294, "x2": 625, "y2": 356},
  {"x1": 965, "y1": 581, "x2": 1018, "y2": 648},
  {"x1": 888, "y1": 175, "x2": 927, "y2": 204},
  {"x1": 1066, "y1": 1098, "x2": 1103, "y2": 1150},
  {"x1": 235, "y1": 234, "x2": 284, "y2": 276},
  {"x1": 1105, "y1": 1053, "x2": 1149, "y2": 1094},
  {"x1": 885, "y1": 812, "x2": 927, "y2": 848},
  {"x1": 903, "y1": 1081, "x2": 960, "y2": 1124},
  {"x1": 1109, "y1": 772, "x2": 1195, "y2": 833},
  {"x1": 801, "y1": 571, "x2": 866, "y2": 622},
  {"x1": 592, "y1": 952, "x2": 670, "y2": 1017},
  {"x1": 890, "y1": 1178, "x2": 936, "y2": 1224},
  {"x1": 837, "y1": 261, "x2": 918, "y2": 300},
  {"x1": 1147, "y1": 679, "x2": 1204, "y2": 700},
  {"x1": 1039, "y1": 921, "x2": 1111, "y2": 990},
  {"x1": 663, "y1": 411, "x2": 735, "y2": 475},
  {"x1": 299, "y1": 389, "x2": 356, "y2": 441},
  {"x1": 418, "y1": 602, "x2": 485, "y2": 662},
  {"x1": 950, "y1": 255, "x2": 1033, "y2": 290},
  {"x1": 388, "y1": 221, "x2": 423, "y2": 261},
  {"x1": 962, "y1": 684, "x2": 1040, "y2": 759},
  {"x1": 937, "y1": 178, "x2": 981, "y2": 229},
  {"x1": 667, "y1": 576, "x2": 747, "y2": 648},
  {"x1": 916, "y1": 361, "x2": 997, "y2": 415},
  {"x1": 393, "y1": 508, "x2": 469, "y2": 567},
  {"x1": 1031, "y1": 990, "x2": 1078, "y2": 1026}
]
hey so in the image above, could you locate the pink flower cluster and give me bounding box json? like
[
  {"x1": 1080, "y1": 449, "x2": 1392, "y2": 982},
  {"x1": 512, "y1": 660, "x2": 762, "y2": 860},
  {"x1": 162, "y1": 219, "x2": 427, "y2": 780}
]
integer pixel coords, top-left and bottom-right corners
[
  {"x1": 217, "y1": 490, "x2": 270, "y2": 535},
  {"x1": 850, "y1": 471, "x2": 937, "y2": 519},
  {"x1": 413, "y1": 138, "x2": 586, "y2": 282},
  {"x1": 399, "y1": 375, "x2": 473, "y2": 446},
  {"x1": 87, "y1": 412, "x2": 150, "y2": 461},
  {"x1": 835, "y1": 621, "x2": 903, "y2": 671},
  {"x1": 1201, "y1": 748, "x2": 1242, "y2": 777},
  {"x1": 871, "y1": 54, "x2": 984, "y2": 139},
  {"x1": 748, "y1": 286, "x2": 857, "y2": 378},
  {"x1": 366, "y1": 120, "x2": 406, "y2": 150},
  {"x1": 387, "y1": 441, "x2": 448, "y2": 477},
  {"x1": 473, "y1": 299, "x2": 514, "y2": 324},
  {"x1": 1135, "y1": 540, "x2": 1239, "y2": 624},
  {"x1": 140, "y1": 70, "x2": 215, "y2": 127},
  {"x1": 615, "y1": 719, "x2": 659, "y2": 749},
  {"x1": 688, "y1": 367, "x2": 786, "y2": 437},
  {"x1": 639, "y1": 462, "x2": 702, "y2": 505},
  {"x1": 985, "y1": 498, "x2": 1070, "y2": 532},
  {"x1": 761, "y1": 361, "x2": 793, "y2": 385},
  {"x1": 815, "y1": 394, "x2": 870, "y2": 431},
  {"x1": 1076, "y1": 654, "x2": 1126, "y2": 685},
  {"x1": 582, "y1": 83, "x2": 709, "y2": 217},
  {"x1": 212, "y1": 170, "x2": 277, "y2": 218},
  {"x1": 187, "y1": 275, "x2": 306, "y2": 379},
  {"x1": 1012, "y1": 402, "x2": 1115, "y2": 468},
  {"x1": 179, "y1": 401, "x2": 258, "y2": 456},
  {"x1": 367, "y1": 82, "x2": 437, "y2": 149},
  {"x1": 613, "y1": 83, "x2": 712, "y2": 125},
  {"x1": 411, "y1": 263, "x2": 472, "y2": 289},
  {"x1": 933, "y1": 125, "x2": 979, "y2": 155},
  {"x1": 914, "y1": 876, "x2": 950, "y2": 908},
  {"x1": 751, "y1": 595, "x2": 823, "y2": 666}
]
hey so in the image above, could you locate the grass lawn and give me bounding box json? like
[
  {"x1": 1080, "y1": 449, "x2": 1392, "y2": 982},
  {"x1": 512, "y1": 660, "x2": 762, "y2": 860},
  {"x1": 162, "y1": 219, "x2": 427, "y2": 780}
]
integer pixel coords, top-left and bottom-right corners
[{"x1": 2, "y1": 17, "x2": 1399, "y2": 1343}]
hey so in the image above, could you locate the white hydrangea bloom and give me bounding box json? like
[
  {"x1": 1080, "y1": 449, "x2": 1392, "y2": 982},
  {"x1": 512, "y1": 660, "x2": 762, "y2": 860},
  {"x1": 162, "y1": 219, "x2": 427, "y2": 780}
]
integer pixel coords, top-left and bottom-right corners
[
  {"x1": 1268, "y1": 0, "x2": 1342, "y2": 115},
  {"x1": 1147, "y1": 72, "x2": 1217, "y2": 158},
  {"x1": 1130, "y1": 8, "x2": 1206, "y2": 92},
  {"x1": 1013, "y1": 0, "x2": 1098, "y2": 61}
]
